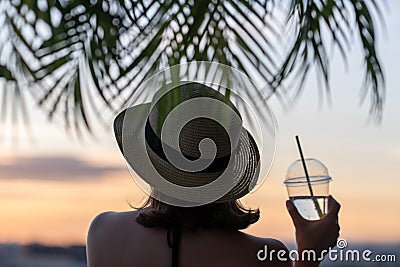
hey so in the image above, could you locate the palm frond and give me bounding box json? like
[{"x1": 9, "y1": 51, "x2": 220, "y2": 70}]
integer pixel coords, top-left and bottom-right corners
[
  {"x1": 100, "y1": 0, "x2": 282, "y2": 111},
  {"x1": 272, "y1": 0, "x2": 385, "y2": 120},
  {"x1": 0, "y1": 0, "x2": 387, "y2": 134}
]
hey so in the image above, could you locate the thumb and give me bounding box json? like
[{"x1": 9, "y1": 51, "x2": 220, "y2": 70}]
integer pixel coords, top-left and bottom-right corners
[{"x1": 286, "y1": 200, "x2": 306, "y2": 227}]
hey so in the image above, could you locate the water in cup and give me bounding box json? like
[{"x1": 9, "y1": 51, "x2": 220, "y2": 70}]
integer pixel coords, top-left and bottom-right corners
[
  {"x1": 284, "y1": 158, "x2": 332, "y2": 220},
  {"x1": 290, "y1": 195, "x2": 328, "y2": 220}
]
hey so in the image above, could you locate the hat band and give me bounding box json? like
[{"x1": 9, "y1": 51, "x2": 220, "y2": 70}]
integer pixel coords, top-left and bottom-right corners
[{"x1": 145, "y1": 120, "x2": 233, "y2": 173}]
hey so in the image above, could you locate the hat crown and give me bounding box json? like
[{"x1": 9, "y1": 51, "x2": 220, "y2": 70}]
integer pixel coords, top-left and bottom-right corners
[{"x1": 147, "y1": 82, "x2": 243, "y2": 159}]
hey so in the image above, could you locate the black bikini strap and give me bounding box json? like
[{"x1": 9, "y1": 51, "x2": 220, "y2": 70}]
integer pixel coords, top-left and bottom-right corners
[{"x1": 167, "y1": 225, "x2": 181, "y2": 267}]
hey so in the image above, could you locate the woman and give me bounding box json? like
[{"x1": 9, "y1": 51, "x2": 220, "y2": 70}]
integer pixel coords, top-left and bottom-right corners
[{"x1": 87, "y1": 82, "x2": 340, "y2": 267}]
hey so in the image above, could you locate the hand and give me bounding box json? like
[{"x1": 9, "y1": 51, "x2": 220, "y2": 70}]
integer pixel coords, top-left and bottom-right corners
[{"x1": 287, "y1": 195, "x2": 341, "y2": 265}]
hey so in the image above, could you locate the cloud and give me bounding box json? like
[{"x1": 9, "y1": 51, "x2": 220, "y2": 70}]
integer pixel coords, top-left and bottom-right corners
[{"x1": 0, "y1": 156, "x2": 125, "y2": 181}]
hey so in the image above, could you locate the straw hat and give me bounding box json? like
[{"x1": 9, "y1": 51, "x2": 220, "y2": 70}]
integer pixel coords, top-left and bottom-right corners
[{"x1": 114, "y1": 82, "x2": 260, "y2": 206}]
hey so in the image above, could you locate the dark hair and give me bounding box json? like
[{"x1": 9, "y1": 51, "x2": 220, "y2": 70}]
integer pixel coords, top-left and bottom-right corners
[{"x1": 135, "y1": 195, "x2": 260, "y2": 231}]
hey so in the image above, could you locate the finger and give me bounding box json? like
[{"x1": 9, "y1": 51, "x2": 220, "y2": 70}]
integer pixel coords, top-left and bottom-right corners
[
  {"x1": 286, "y1": 200, "x2": 306, "y2": 227},
  {"x1": 327, "y1": 195, "x2": 341, "y2": 217}
]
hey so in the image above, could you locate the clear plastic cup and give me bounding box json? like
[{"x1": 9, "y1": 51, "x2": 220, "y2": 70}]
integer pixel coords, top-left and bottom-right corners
[{"x1": 284, "y1": 158, "x2": 332, "y2": 220}]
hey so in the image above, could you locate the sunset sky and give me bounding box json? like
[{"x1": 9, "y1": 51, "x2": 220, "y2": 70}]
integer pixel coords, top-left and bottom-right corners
[{"x1": 0, "y1": 2, "x2": 399, "y2": 247}]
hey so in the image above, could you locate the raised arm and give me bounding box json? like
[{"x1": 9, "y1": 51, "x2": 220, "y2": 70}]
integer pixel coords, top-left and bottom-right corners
[{"x1": 286, "y1": 195, "x2": 341, "y2": 267}]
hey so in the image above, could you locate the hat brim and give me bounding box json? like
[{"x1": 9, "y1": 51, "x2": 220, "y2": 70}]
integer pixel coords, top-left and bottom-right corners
[{"x1": 114, "y1": 104, "x2": 260, "y2": 206}]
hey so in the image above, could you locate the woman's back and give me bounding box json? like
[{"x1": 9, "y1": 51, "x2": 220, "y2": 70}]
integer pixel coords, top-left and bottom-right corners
[
  {"x1": 88, "y1": 82, "x2": 341, "y2": 267},
  {"x1": 87, "y1": 210, "x2": 290, "y2": 267}
]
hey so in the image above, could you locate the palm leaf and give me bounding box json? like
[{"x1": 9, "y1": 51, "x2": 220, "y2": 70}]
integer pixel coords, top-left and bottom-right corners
[
  {"x1": 273, "y1": 0, "x2": 385, "y2": 120},
  {"x1": 0, "y1": 0, "x2": 387, "y2": 134}
]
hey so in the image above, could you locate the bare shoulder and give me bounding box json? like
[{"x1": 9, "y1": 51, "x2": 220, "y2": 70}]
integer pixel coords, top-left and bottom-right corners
[
  {"x1": 244, "y1": 233, "x2": 289, "y2": 251},
  {"x1": 89, "y1": 210, "x2": 138, "y2": 229},
  {"x1": 237, "y1": 232, "x2": 292, "y2": 267},
  {"x1": 241, "y1": 231, "x2": 277, "y2": 244},
  {"x1": 88, "y1": 210, "x2": 138, "y2": 240},
  {"x1": 86, "y1": 210, "x2": 140, "y2": 267}
]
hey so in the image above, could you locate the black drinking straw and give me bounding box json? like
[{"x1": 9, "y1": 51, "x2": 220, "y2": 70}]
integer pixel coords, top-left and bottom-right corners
[{"x1": 295, "y1": 136, "x2": 323, "y2": 219}]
